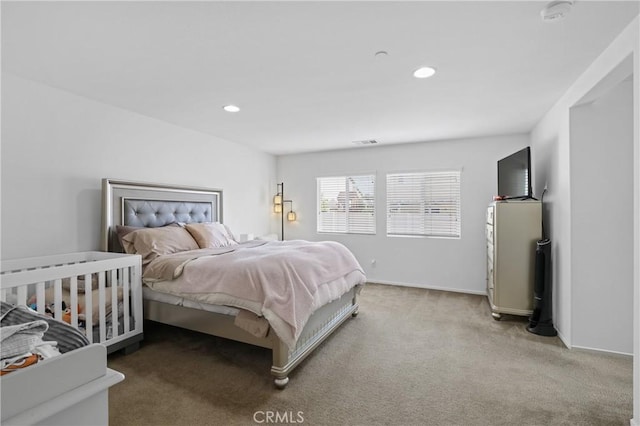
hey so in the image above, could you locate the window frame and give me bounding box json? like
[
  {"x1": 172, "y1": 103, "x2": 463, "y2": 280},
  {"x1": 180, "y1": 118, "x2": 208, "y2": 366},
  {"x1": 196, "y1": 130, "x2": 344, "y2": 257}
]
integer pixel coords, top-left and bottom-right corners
[
  {"x1": 316, "y1": 174, "x2": 376, "y2": 235},
  {"x1": 386, "y1": 169, "x2": 461, "y2": 239}
]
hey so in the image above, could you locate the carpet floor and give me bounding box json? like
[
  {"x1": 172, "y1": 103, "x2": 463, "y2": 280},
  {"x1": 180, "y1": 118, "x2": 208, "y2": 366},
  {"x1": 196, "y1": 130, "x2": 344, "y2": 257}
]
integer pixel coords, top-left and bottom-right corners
[{"x1": 108, "y1": 283, "x2": 633, "y2": 425}]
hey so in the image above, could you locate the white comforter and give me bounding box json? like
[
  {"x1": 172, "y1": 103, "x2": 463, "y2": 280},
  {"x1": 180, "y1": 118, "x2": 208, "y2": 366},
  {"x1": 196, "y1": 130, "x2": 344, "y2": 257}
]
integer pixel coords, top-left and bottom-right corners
[{"x1": 142, "y1": 240, "x2": 366, "y2": 349}]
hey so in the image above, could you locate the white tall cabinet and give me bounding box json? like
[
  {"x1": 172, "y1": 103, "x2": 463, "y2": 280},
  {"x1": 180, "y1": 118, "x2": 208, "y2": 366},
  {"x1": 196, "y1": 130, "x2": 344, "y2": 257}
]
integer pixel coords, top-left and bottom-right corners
[{"x1": 486, "y1": 200, "x2": 542, "y2": 320}]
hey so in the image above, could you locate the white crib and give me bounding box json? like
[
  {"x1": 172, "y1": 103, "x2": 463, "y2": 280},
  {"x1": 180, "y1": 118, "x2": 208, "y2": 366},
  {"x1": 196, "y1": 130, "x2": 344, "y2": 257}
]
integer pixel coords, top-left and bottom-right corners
[{"x1": 0, "y1": 251, "x2": 143, "y2": 353}]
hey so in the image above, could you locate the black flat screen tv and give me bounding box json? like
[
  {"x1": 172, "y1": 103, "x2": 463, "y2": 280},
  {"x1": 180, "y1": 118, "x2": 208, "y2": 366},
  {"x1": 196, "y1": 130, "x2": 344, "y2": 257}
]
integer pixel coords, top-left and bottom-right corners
[{"x1": 497, "y1": 147, "x2": 532, "y2": 199}]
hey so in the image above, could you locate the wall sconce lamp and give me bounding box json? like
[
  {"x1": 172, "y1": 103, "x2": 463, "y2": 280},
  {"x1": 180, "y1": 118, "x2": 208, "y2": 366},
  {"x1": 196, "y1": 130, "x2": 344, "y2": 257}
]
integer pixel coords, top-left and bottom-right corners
[{"x1": 274, "y1": 182, "x2": 296, "y2": 240}]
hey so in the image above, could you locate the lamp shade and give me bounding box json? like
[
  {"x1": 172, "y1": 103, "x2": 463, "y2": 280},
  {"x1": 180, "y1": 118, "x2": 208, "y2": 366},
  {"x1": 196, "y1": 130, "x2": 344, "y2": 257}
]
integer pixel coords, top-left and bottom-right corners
[
  {"x1": 287, "y1": 211, "x2": 297, "y2": 221},
  {"x1": 274, "y1": 204, "x2": 282, "y2": 213},
  {"x1": 273, "y1": 194, "x2": 282, "y2": 205}
]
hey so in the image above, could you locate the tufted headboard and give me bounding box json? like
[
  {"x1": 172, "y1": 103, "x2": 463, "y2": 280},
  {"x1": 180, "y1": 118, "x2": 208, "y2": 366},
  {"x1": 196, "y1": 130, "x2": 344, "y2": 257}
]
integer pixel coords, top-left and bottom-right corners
[{"x1": 101, "y1": 178, "x2": 222, "y2": 252}]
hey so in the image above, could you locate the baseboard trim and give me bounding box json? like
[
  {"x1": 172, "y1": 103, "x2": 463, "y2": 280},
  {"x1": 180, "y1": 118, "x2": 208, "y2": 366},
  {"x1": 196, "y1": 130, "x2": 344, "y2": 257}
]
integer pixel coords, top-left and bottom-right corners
[
  {"x1": 365, "y1": 282, "x2": 632, "y2": 357},
  {"x1": 556, "y1": 329, "x2": 571, "y2": 349},
  {"x1": 367, "y1": 280, "x2": 487, "y2": 296},
  {"x1": 571, "y1": 344, "x2": 633, "y2": 358}
]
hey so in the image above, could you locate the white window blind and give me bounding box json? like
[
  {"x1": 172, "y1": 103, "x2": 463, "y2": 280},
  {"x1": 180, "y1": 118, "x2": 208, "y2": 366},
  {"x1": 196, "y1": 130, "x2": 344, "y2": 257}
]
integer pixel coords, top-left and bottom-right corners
[
  {"x1": 386, "y1": 170, "x2": 461, "y2": 238},
  {"x1": 317, "y1": 175, "x2": 375, "y2": 234}
]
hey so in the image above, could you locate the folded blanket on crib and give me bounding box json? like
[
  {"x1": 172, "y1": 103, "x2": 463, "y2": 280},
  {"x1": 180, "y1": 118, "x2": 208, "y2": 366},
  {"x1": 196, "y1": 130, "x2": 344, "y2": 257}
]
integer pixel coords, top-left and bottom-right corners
[
  {"x1": 0, "y1": 302, "x2": 89, "y2": 354},
  {"x1": 0, "y1": 320, "x2": 49, "y2": 359}
]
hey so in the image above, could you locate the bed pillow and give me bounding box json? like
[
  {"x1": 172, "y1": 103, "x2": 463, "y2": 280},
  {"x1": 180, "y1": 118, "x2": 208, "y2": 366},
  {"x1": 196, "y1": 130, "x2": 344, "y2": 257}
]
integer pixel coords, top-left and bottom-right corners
[
  {"x1": 121, "y1": 225, "x2": 199, "y2": 265},
  {"x1": 115, "y1": 225, "x2": 140, "y2": 246},
  {"x1": 223, "y1": 224, "x2": 238, "y2": 244},
  {"x1": 185, "y1": 222, "x2": 238, "y2": 249},
  {"x1": 115, "y1": 223, "x2": 181, "y2": 251}
]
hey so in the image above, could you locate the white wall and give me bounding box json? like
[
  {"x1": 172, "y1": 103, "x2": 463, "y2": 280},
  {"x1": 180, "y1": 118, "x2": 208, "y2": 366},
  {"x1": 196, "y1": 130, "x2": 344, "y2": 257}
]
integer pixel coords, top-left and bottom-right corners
[
  {"x1": 277, "y1": 134, "x2": 529, "y2": 294},
  {"x1": 570, "y1": 78, "x2": 634, "y2": 354},
  {"x1": 1, "y1": 73, "x2": 277, "y2": 259},
  {"x1": 531, "y1": 16, "x2": 639, "y2": 422}
]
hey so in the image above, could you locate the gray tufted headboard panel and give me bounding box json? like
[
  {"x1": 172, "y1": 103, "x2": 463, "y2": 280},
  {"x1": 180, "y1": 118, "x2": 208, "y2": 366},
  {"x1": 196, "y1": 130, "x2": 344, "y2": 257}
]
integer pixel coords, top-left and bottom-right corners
[
  {"x1": 123, "y1": 199, "x2": 213, "y2": 228},
  {"x1": 101, "y1": 179, "x2": 222, "y2": 252}
]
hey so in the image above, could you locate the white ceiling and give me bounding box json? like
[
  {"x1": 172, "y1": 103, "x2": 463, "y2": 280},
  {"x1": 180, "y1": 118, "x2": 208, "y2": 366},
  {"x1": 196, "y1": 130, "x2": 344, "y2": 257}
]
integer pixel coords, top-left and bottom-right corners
[{"x1": 2, "y1": 1, "x2": 638, "y2": 155}]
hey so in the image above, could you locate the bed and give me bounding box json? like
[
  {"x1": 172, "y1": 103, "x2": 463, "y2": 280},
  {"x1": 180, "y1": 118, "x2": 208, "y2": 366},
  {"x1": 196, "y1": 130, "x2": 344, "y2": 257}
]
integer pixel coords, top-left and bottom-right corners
[{"x1": 101, "y1": 178, "x2": 365, "y2": 388}]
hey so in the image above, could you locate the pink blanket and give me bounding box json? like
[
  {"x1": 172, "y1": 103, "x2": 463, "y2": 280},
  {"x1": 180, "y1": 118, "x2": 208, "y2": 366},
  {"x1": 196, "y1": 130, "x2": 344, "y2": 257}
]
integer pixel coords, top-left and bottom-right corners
[{"x1": 143, "y1": 240, "x2": 365, "y2": 349}]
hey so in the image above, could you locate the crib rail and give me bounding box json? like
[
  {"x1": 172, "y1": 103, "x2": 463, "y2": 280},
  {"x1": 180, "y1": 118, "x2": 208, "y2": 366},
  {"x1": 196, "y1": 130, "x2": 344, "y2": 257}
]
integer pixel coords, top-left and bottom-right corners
[{"x1": 0, "y1": 251, "x2": 143, "y2": 351}]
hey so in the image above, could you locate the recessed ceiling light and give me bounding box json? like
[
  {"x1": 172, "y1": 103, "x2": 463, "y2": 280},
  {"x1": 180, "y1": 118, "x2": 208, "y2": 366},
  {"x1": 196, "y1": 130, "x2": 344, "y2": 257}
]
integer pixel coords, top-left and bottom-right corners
[
  {"x1": 413, "y1": 66, "x2": 436, "y2": 79},
  {"x1": 223, "y1": 105, "x2": 240, "y2": 113}
]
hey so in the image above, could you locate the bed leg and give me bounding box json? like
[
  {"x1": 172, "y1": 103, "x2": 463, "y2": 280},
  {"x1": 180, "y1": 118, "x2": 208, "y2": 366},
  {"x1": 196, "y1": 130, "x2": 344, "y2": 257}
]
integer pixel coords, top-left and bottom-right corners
[
  {"x1": 352, "y1": 308, "x2": 359, "y2": 317},
  {"x1": 274, "y1": 376, "x2": 289, "y2": 389},
  {"x1": 271, "y1": 339, "x2": 290, "y2": 389}
]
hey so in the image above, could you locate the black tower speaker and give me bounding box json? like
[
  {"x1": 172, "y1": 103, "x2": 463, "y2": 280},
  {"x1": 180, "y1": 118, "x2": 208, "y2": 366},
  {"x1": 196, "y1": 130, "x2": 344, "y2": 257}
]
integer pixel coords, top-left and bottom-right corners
[{"x1": 527, "y1": 238, "x2": 557, "y2": 336}]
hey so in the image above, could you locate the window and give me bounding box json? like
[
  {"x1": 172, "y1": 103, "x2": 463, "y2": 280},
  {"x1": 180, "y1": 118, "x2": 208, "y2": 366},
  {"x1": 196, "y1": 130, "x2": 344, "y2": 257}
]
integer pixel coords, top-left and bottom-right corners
[
  {"x1": 317, "y1": 175, "x2": 375, "y2": 234},
  {"x1": 386, "y1": 170, "x2": 461, "y2": 238}
]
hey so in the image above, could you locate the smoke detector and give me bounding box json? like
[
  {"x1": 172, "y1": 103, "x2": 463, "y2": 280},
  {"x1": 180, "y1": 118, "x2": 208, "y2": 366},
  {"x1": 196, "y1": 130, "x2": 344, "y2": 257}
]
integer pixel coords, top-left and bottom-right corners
[{"x1": 541, "y1": 1, "x2": 574, "y2": 23}]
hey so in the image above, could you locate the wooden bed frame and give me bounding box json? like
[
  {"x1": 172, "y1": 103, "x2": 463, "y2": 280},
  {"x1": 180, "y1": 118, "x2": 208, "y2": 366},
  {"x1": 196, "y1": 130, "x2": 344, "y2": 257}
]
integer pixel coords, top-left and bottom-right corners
[{"x1": 101, "y1": 178, "x2": 360, "y2": 388}]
